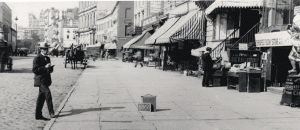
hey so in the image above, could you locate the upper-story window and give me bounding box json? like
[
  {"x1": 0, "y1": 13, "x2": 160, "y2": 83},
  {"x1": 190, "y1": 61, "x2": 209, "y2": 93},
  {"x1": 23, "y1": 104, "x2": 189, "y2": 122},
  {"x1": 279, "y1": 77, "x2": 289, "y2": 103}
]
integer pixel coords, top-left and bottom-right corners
[{"x1": 125, "y1": 8, "x2": 131, "y2": 18}]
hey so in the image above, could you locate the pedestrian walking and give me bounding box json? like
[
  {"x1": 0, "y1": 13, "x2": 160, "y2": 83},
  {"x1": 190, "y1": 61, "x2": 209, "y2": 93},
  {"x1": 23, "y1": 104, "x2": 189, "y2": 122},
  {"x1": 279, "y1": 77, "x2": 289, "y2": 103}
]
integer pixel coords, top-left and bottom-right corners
[
  {"x1": 201, "y1": 47, "x2": 213, "y2": 87},
  {"x1": 134, "y1": 50, "x2": 143, "y2": 67},
  {"x1": 32, "y1": 42, "x2": 55, "y2": 120},
  {"x1": 105, "y1": 50, "x2": 109, "y2": 60}
]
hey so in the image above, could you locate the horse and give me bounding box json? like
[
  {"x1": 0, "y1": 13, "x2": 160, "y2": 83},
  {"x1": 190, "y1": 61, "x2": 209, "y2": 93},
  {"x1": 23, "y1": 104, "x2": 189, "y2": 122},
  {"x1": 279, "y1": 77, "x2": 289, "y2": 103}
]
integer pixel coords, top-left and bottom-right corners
[
  {"x1": 65, "y1": 47, "x2": 76, "y2": 69},
  {"x1": 72, "y1": 45, "x2": 85, "y2": 69}
]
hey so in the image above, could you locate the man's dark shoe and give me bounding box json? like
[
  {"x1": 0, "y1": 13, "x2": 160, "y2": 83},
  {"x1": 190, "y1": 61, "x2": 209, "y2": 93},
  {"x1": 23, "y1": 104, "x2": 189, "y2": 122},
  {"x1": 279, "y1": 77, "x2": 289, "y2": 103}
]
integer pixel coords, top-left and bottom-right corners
[
  {"x1": 50, "y1": 113, "x2": 56, "y2": 118},
  {"x1": 36, "y1": 116, "x2": 50, "y2": 121}
]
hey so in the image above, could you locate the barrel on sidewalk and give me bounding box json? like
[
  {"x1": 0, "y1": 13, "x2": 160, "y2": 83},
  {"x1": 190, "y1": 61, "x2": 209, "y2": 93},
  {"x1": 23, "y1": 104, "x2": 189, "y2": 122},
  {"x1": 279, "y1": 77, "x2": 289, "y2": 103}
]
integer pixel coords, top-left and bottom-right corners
[{"x1": 141, "y1": 94, "x2": 157, "y2": 112}]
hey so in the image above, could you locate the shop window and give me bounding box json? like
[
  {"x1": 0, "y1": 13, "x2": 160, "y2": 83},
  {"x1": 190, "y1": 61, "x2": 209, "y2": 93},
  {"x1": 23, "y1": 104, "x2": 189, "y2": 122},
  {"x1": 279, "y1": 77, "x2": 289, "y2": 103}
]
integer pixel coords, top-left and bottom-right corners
[
  {"x1": 125, "y1": 8, "x2": 131, "y2": 18},
  {"x1": 125, "y1": 25, "x2": 130, "y2": 36},
  {"x1": 213, "y1": 14, "x2": 228, "y2": 40}
]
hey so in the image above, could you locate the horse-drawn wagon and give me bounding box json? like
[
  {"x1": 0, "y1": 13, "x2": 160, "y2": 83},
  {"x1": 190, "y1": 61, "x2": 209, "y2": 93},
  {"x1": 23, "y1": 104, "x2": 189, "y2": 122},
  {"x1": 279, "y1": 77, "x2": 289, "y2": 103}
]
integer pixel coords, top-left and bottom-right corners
[{"x1": 64, "y1": 45, "x2": 87, "y2": 69}]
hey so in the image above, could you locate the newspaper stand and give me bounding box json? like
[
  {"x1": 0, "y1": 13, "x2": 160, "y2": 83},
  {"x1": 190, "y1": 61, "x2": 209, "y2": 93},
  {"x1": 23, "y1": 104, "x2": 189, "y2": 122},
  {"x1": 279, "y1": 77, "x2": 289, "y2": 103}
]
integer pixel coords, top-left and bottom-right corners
[{"x1": 280, "y1": 75, "x2": 300, "y2": 107}]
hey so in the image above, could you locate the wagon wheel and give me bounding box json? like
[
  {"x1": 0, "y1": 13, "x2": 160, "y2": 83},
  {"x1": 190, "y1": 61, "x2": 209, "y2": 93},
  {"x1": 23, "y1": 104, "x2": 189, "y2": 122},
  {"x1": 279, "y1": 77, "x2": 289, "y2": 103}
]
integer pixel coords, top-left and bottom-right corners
[
  {"x1": 83, "y1": 58, "x2": 87, "y2": 69},
  {"x1": 7, "y1": 64, "x2": 12, "y2": 71},
  {"x1": 7, "y1": 57, "x2": 12, "y2": 71},
  {"x1": 290, "y1": 103, "x2": 295, "y2": 107}
]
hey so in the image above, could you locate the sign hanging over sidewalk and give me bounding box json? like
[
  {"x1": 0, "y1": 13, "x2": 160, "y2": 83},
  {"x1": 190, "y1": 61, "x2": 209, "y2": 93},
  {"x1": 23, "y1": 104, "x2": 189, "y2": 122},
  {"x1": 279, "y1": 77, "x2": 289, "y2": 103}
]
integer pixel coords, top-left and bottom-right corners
[{"x1": 255, "y1": 31, "x2": 300, "y2": 47}]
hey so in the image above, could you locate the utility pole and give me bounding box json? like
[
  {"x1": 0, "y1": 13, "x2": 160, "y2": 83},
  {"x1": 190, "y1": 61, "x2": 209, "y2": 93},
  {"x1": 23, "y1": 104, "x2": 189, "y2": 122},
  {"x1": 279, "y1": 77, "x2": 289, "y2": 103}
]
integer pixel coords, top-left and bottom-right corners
[{"x1": 15, "y1": 17, "x2": 18, "y2": 56}]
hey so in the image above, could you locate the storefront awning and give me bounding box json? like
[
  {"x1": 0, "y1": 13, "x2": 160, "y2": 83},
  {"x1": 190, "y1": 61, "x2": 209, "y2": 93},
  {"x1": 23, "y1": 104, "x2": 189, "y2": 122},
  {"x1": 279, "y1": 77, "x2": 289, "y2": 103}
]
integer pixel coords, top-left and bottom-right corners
[
  {"x1": 130, "y1": 31, "x2": 153, "y2": 49},
  {"x1": 123, "y1": 30, "x2": 148, "y2": 49},
  {"x1": 104, "y1": 43, "x2": 117, "y2": 49},
  {"x1": 155, "y1": 10, "x2": 205, "y2": 44},
  {"x1": 144, "y1": 18, "x2": 180, "y2": 45},
  {"x1": 205, "y1": 0, "x2": 264, "y2": 15}
]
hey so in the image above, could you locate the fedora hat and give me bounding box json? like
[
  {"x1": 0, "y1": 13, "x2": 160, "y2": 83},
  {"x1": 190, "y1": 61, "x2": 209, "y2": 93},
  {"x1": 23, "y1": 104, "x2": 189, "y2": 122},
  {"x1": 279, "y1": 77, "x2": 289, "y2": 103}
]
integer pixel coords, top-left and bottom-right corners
[{"x1": 39, "y1": 42, "x2": 50, "y2": 49}]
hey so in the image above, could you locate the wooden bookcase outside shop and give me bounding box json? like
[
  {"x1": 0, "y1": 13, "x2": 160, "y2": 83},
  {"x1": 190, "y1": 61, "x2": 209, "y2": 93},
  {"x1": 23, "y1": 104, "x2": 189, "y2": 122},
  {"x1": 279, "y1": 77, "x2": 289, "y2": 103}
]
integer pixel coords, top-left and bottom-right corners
[{"x1": 228, "y1": 50, "x2": 262, "y2": 67}]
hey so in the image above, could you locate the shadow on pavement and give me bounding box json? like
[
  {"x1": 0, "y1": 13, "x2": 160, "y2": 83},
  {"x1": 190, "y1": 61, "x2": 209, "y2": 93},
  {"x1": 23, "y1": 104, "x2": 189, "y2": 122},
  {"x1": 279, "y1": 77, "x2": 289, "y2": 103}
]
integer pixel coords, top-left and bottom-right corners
[
  {"x1": 86, "y1": 65, "x2": 97, "y2": 68},
  {"x1": 2, "y1": 68, "x2": 33, "y2": 73},
  {"x1": 58, "y1": 107, "x2": 125, "y2": 117},
  {"x1": 155, "y1": 109, "x2": 171, "y2": 112}
]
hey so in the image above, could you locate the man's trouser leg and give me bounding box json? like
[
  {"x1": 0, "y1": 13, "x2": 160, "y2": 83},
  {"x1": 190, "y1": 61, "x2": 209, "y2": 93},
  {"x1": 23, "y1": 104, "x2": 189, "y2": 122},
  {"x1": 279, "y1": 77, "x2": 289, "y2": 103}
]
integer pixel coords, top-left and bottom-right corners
[
  {"x1": 36, "y1": 84, "x2": 54, "y2": 117},
  {"x1": 140, "y1": 59, "x2": 143, "y2": 67},
  {"x1": 202, "y1": 70, "x2": 207, "y2": 86},
  {"x1": 208, "y1": 69, "x2": 213, "y2": 86},
  {"x1": 135, "y1": 59, "x2": 138, "y2": 67},
  {"x1": 36, "y1": 89, "x2": 45, "y2": 118}
]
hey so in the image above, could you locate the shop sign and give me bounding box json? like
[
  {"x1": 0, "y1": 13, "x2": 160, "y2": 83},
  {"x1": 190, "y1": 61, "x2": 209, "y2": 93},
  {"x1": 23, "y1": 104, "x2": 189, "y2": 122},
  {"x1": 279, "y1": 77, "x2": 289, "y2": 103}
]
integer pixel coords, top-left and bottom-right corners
[
  {"x1": 239, "y1": 43, "x2": 248, "y2": 50},
  {"x1": 295, "y1": 6, "x2": 300, "y2": 15},
  {"x1": 255, "y1": 31, "x2": 294, "y2": 47}
]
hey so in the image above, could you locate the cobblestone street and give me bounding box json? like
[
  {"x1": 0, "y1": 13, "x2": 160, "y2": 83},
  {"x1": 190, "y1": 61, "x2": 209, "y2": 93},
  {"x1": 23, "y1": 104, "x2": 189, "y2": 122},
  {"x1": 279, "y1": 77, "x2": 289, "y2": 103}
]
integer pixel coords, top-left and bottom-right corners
[{"x1": 0, "y1": 55, "x2": 84, "y2": 130}]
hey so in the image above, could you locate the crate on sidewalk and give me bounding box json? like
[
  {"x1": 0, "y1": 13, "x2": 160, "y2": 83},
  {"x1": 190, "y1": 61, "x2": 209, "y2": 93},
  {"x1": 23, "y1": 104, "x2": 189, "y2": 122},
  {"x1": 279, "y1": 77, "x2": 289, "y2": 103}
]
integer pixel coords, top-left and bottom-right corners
[{"x1": 138, "y1": 103, "x2": 152, "y2": 111}]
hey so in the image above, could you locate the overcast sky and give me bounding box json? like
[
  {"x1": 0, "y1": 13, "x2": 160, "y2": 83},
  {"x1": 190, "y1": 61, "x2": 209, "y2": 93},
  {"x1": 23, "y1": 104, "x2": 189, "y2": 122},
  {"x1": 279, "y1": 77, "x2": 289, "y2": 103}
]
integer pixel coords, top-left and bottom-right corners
[{"x1": 6, "y1": 1, "x2": 116, "y2": 27}]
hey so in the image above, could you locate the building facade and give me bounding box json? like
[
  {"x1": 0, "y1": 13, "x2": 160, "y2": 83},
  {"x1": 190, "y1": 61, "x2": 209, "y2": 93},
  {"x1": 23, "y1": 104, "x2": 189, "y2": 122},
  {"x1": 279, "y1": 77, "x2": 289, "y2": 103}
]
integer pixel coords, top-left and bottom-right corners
[
  {"x1": 62, "y1": 19, "x2": 78, "y2": 48},
  {"x1": 62, "y1": 7, "x2": 79, "y2": 20},
  {"x1": 18, "y1": 27, "x2": 44, "y2": 40},
  {"x1": 76, "y1": 1, "x2": 97, "y2": 48},
  {"x1": 29, "y1": 13, "x2": 40, "y2": 28},
  {"x1": 0, "y1": 2, "x2": 12, "y2": 46},
  {"x1": 95, "y1": 1, "x2": 134, "y2": 57}
]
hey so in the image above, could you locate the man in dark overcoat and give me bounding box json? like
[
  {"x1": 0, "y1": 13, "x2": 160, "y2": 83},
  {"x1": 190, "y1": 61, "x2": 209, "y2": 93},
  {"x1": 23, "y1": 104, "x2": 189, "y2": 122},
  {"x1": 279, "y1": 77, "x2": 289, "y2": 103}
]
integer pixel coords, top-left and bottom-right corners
[
  {"x1": 32, "y1": 42, "x2": 55, "y2": 120},
  {"x1": 201, "y1": 47, "x2": 213, "y2": 87}
]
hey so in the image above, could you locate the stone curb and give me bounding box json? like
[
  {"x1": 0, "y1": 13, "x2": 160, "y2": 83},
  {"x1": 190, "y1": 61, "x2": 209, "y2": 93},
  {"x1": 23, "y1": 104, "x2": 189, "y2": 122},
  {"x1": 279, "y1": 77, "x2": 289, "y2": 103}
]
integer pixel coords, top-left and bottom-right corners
[{"x1": 43, "y1": 72, "x2": 84, "y2": 130}]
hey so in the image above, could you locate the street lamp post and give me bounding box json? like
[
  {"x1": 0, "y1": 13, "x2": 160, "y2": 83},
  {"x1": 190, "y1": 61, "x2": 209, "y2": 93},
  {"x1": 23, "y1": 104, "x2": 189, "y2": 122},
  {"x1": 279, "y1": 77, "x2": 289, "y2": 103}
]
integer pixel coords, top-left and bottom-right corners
[{"x1": 15, "y1": 17, "x2": 18, "y2": 56}]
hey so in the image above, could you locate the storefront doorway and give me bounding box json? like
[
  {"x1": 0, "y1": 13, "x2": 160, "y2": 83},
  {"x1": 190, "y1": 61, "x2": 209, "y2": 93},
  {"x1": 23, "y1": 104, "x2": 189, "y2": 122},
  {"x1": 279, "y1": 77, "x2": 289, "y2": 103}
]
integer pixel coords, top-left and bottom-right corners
[{"x1": 263, "y1": 47, "x2": 292, "y2": 87}]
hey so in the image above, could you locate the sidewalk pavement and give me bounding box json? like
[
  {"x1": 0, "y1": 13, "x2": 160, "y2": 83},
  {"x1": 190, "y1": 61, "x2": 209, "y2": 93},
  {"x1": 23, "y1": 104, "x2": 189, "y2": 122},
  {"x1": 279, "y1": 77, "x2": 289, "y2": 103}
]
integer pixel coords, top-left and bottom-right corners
[{"x1": 44, "y1": 59, "x2": 298, "y2": 130}]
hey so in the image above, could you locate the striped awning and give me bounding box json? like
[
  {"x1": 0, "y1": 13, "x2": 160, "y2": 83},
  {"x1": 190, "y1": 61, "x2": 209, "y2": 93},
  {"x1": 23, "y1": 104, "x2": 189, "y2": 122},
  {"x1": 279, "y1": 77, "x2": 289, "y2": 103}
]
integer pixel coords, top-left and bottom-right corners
[
  {"x1": 155, "y1": 10, "x2": 205, "y2": 44},
  {"x1": 144, "y1": 18, "x2": 180, "y2": 45},
  {"x1": 195, "y1": 0, "x2": 216, "y2": 9},
  {"x1": 130, "y1": 31, "x2": 153, "y2": 49},
  {"x1": 205, "y1": 0, "x2": 264, "y2": 15},
  {"x1": 123, "y1": 30, "x2": 148, "y2": 49},
  {"x1": 104, "y1": 43, "x2": 117, "y2": 49}
]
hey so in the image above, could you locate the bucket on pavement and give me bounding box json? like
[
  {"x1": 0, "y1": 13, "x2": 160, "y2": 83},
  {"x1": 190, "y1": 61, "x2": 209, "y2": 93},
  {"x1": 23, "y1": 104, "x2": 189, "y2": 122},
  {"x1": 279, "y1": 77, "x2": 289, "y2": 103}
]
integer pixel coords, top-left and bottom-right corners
[{"x1": 141, "y1": 94, "x2": 157, "y2": 112}]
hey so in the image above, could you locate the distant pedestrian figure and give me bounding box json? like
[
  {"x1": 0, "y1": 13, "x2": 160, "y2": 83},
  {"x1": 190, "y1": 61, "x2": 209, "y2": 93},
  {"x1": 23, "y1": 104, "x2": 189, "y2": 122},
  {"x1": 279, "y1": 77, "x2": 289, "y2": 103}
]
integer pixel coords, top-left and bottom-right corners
[
  {"x1": 201, "y1": 47, "x2": 213, "y2": 87},
  {"x1": 134, "y1": 50, "x2": 143, "y2": 67},
  {"x1": 32, "y1": 42, "x2": 56, "y2": 120},
  {"x1": 105, "y1": 50, "x2": 109, "y2": 60}
]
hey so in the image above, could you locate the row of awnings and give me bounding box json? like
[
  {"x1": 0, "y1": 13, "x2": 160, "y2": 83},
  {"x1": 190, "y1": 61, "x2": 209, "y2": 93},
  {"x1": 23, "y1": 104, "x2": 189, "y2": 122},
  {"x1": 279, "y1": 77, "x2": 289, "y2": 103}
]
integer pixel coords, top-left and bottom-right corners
[
  {"x1": 145, "y1": 9, "x2": 205, "y2": 45},
  {"x1": 86, "y1": 43, "x2": 117, "y2": 50},
  {"x1": 205, "y1": 0, "x2": 292, "y2": 15},
  {"x1": 123, "y1": 9, "x2": 206, "y2": 49}
]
